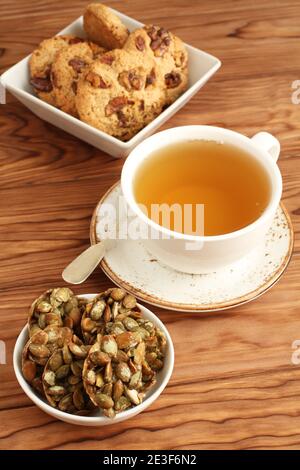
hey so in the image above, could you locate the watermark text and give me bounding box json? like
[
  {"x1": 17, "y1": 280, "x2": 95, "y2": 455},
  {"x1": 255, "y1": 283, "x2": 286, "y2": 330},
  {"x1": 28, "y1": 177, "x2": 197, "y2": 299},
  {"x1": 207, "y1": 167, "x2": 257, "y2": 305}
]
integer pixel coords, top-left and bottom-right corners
[
  {"x1": 291, "y1": 80, "x2": 300, "y2": 104},
  {"x1": 0, "y1": 340, "x2": 6, "y2": 364}
]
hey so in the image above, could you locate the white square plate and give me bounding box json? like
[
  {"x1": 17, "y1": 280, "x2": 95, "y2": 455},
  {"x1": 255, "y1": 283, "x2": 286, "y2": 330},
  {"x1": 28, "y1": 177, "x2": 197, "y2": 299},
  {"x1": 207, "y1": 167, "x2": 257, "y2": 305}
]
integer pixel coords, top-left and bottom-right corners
[{"x1": 1, "y1": 8, "x2": 221, "y2": 158}]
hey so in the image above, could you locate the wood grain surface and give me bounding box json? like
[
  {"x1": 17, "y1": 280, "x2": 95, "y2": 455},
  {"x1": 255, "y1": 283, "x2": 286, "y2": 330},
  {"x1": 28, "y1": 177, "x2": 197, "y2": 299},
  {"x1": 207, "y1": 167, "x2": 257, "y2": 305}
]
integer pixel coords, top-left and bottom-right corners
[{"x1": 0, "y1": 0, "x2": 300, "y2": 450}]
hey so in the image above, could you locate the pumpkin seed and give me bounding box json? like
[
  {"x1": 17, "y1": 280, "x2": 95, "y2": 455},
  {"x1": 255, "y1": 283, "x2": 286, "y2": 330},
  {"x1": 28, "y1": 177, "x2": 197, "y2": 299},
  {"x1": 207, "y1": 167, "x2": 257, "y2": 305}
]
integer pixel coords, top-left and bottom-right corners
[
  {"x1": 122, "y1": 294, "x2": 136, "y2": 309},
  {"x1": 71, "y1": 361, "x2": 83, "y2": 377},
  {"x1": 144, "y1": 321, "x2": 155, "y2": 333},
  {"x1": 58, "y1": 393, "x2": 74, "y2": 412},
  {"x1": 110, "y1": 288, "x2": 126, "y2": 301},
  {"x1": 22, "y1": 360, "x2": 36, "y2": 383},
  {"x1": 51, "y1": 287, "x2": 72, "y2": 305},
  {"x1": 29, "y1": 324, "x2": 41, "y2": 337},
  {"x1": 64, "y1": 297, "x2": 78, "y2": 314},
  {"x1": 49, "y1": 351, "x2": 63, "y2": 371},
  {"x1": 90, "y1": 350, "x2": 110, "y2": 366},
  {"x1": 62, "y1": 344, "x2": 72, "y2": 364},
  {"x1": 38, "y1": 314, "x2": 47, "y2": 329},
  {"x1": 115, "y1": 349, "x2": 129, "y2": 363},
  {"x1": 103, "y1": 304, "x2": 111, "y2": 323},
  {"x1": 116, "y1": 331, "x2": 138, "y2": 350},
  {"x1": 111, "y1": 302, "x2": 119, "y2": 320},
  {"x1": 68, "y1": 342, "x2": 87, "y2": 358},
  {"x1": 101, "y1": 335, "x2": 118, "y2": 357},
  {"x1": 37, "y1": 301, "x2": 52, "y2": 313},
  {"x1": 123, "y1": 317, "x2": 139, "y2": 332},
  {"x1": 96, "y1": 372, "x2": 104, "y2": 388},
  {"x1": 94, "y1": 393, "x2": 114, "y2": 409},
  {"x1": 113, "y1": 380, "x2": 124, "y2": 401},
  {"x1": 114, "y1": 396, "x2": 131, "y2": 412},
  {"x1": 67, "y1": 307, "x2": 81, "y2": 327},
  {"x1": 104, "y1": 361, "x2": 113, "y2": 383},
  {"x1": 56, "y1": 364, "x2": 70, "y2": 379},
  {"x1": 45, "y1": 312, "x2": 62, "y2": 327},
  {"x1": 48, "y1": 385, "x2": 65, "y2": 396},
  {"x1": 31, "y1": 330, "x2": 48, "y2": 345},
  {"x1": 73, "y1": 387, "x2": 85, "y2": 410},
  {"x1": 28, "y1": 353, "x2": 48, "y2": 366},
  {"x1": 32, "y1": 377, "x2": 44, "y2": 395},
  {"x1": 28, "y1": 343, "x2": 50, "y2": 358},
  {"x1": 86, "y1": 370, "x2": 96, "y2": 385},
  {"x1": 125, "y1": 387, "x2": 140, "y2": 405},
  {"x1": 115, "y1": 362, "x2": 131, "y2": 382},
  {"x1": 64, "y1": 320, "x2": 74, "y2": 334},
  {"x1": 134, "y1": 342, "x2": 145, "y2": 365},
  {"x1": 90, "y1": 300, "x2": 106, "y2": 320},
  {"x1": 109, "y1": 322, "x2": 125, "y2": 335},
  {"x1": 118, "y1": 306, "x2": 131, "y2": 315},
  {"x1": 68, "y1": 375, "x2": 81, "y2": 385},
  {"x1": 133, "y1": 327, "x2": 150, "y2": 341},
  {"x1": 141, "y1": 376, "x2": 157, "y2": 393},
  {"x1": 44, "y1": 370, "x2": 56, "y2": 386},
  {"x1": 81, "y1": 317, "x2": 96, "y2": 332},
  {"x1": 129, "y1": 371, "x2": 142, "y2": 389},
  {"x1": 142, "y1": 360, "x2": 153, "y2": 378},
  {"x1": 102, "y1": 383, "x2": 113, "y2": 397},
  {"x1": 152, "y1": 358, "x2": 164, "y2": 370}
]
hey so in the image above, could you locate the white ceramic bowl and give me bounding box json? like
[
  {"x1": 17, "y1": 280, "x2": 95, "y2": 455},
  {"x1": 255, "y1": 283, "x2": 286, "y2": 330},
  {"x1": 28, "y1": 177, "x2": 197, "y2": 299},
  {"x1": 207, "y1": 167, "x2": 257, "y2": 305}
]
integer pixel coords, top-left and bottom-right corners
[
  {"x1": 0, "y1": 8, "x2": 221, "y2": 158},
  {"x1": 13, "y1": 294, "x2": 174, "y2": 426}
]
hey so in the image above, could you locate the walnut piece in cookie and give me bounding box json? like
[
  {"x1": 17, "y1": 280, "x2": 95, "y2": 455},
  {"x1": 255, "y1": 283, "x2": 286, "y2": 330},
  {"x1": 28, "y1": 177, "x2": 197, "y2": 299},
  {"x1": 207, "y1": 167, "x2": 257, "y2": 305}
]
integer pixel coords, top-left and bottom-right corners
[
  {"x1": 124, "y1": 26, "x2": 189, "y2": 106},
  {"x1": 83, "y1": 3, "x2": 129, "y2": 50},
  {"x1": 51, "y1": 41, "x2": 106, "y2": 116},
  {"x1": 144, "y1": 25, "x2": 172, "y2": 58},
  {"x1": 163, "y1": 33, "x2": 188, "y2": 105},
  {"x1": 75, "y1": 49, "x2": 164, "y2": 141},
  {"x1": 29, "y1": 35, "x2": 84, "y2": 106}
]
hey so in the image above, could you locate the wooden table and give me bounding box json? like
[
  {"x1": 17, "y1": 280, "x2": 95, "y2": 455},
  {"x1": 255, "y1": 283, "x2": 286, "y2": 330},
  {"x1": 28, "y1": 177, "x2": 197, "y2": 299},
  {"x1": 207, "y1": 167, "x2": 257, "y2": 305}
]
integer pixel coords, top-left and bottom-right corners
[{"x1": 0, "y1": 0, "x2": 300, "y2": 450}]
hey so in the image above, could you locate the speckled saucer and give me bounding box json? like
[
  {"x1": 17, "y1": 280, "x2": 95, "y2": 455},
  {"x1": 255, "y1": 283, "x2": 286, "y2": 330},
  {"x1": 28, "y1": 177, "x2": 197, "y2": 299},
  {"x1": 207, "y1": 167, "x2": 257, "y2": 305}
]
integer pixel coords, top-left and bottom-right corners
[{"x1": 90, "y1": 183, "x2": 294, "y2": 312}]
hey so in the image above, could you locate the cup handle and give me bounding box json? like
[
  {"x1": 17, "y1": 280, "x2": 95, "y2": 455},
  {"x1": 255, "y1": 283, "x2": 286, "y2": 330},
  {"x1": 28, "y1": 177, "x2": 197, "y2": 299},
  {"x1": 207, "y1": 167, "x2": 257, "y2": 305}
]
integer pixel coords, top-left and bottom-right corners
[{"x1": 251, "y1": 132, "x2": 280, "y2": 162}]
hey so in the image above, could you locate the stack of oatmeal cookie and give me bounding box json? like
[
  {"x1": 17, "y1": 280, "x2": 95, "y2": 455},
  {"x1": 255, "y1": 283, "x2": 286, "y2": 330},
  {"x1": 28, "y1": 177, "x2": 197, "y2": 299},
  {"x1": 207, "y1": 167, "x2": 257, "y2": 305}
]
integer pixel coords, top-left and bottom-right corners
[{"x1": 29, "y1": 3, "x2": 188, "y2": 141}]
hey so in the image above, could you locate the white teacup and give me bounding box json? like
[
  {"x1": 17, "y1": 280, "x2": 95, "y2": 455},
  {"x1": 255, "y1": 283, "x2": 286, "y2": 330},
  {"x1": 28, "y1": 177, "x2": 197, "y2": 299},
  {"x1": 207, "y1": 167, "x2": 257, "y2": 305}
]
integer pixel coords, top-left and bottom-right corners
[{"x1": 121, "y1": 126, "x2": 282, "y2": 274}]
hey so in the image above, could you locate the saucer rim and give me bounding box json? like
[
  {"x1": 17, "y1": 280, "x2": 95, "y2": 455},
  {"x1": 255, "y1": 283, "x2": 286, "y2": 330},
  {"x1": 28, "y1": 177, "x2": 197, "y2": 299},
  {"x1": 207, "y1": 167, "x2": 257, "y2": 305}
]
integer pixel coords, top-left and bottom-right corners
[{"x1": 90, "y1": 182, "x2": 294, "y2": 313}]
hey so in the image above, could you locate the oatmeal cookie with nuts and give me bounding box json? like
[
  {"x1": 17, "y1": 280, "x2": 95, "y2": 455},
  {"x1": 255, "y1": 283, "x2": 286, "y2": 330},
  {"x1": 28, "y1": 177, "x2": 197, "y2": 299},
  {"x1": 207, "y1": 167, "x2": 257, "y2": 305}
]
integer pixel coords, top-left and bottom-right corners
[
  {"x1": 75, "y1": 48, "x2": 164, "y2": 141},
  {"x1": 29, "y1": 35, "x2": 85, "y2": 105},
  {"x1": 51, "y1": 41, "x2": 106, "y2": 116},
  {"x1": 124, "y1": 26, "x2": 188, "y2": 105},
  {"x1": 83, "y1": 3, "x2": 129, "y2": 50}
]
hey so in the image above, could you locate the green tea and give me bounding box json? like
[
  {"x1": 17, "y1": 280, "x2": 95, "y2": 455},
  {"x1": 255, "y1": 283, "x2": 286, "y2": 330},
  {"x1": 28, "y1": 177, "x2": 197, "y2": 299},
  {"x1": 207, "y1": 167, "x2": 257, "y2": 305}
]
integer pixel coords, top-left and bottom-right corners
[{"x1": 133, "y1": 140, "x2": 271, "y2": 236}]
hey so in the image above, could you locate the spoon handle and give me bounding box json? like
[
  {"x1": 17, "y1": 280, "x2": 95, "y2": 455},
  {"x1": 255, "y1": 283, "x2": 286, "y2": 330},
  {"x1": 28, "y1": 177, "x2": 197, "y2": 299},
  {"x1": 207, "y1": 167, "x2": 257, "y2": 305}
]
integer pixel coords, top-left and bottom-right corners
[{"x1": 62, "y1": 242, "x2": 106, "y2": 284}]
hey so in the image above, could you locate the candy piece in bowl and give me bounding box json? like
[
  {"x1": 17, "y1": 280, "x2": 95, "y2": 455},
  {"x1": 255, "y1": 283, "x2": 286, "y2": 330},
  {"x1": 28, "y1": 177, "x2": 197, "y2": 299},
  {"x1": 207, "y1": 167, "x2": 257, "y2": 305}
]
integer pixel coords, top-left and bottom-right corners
[
  {"x1": 22, "y1": 325, "x2": 73, "y2": 395},
  {"x1": 81, "y1": 287, "x2": 141, "y2": 344},
  {"x1": 28, "y1": 287, "x2": 85, "y2": 338},
  {"x1": 82, "y1": 299, "x2": 167, "y2": 419},
  {"x1": 42, "y1": 335, "x2": 95, "y2": 415},
  {"x1": 14, "y1": 290, "x2": 174, "y2": 426}
]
